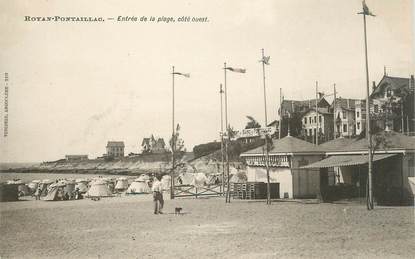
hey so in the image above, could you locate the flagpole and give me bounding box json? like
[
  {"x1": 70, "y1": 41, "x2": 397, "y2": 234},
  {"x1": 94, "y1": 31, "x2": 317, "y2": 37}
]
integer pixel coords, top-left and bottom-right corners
[
  {"x1": 219, "y1": 84, "x2": 225, "y2": 195},
  {"x1": 261, "y1": 49, "x2": 271, "y2": 205},
  {"x1": 362, "y1": 5, "x2": 374, "y2": 210},
  {"x1": 171, "y1": 66, "x2": 175, "y2": 199},
  {"x1": 224, "y1": 62, "x2": 231, "y2": 203}
]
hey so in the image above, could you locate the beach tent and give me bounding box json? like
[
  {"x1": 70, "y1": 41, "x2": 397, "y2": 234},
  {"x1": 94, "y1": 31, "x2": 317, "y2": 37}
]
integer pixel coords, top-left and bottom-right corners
[
  {"x1": 85, "y1": 179, "x2": 113, "y2": 198},
  {"x1": 193, "y1": 173, "x2": 208, "y2": 187},
  {"x1": 42, "y1": 182, "x2": 66, "y2": 201},
  {"x1": 114, "y1": 177, "x2": 129, "y2": 191},
  {"x1": 64, "y1": 180, "x2": 76, "y2": 199},
  {"x1": 75, "y1": 179, "x2": 89, "y2": 193},
  {"x1": 176, "y1": 173, "x2": 194, "y2": 185},
  {"x1": 39, "y1": 179, "x2": 53, "y2": 197},
  {"x1": 138, "y1": 174, "x2": 150, "y2": 182},
  {"x1": 28, "y1": 180, "x2": 40, "y2": 193},
  {"x1": 126, "y1": 178, "x2": 150, "y2": 194},
  {"x1": 103, "y1": 178, "x2": 116, "y2": 193},
  {"x1": 17, "y1": 184, "x2": 31, "y2": 196}
]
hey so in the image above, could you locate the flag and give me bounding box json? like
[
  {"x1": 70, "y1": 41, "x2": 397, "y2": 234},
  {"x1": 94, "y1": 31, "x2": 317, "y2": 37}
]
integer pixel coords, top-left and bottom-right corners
[
  {"x1": 225, "y1": 67, "x2": 246, "y2": 73},
  {"x1": 219, "y1": 85, "x2": 224, "y2": 94},
  {"x1": 259, "y1": 56, "x2": 270, "y2": 65},
  {"x1": 362, "y1": 1, "x2": 375, "y2": 16},
  {"x1": 173, "y1": 72, "x2": 190, "y2": 78}
]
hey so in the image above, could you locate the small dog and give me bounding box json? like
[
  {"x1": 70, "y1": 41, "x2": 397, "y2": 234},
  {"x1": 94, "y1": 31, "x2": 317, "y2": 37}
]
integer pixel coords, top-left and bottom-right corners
[{"x1": 175, "y1": 207, "x2": 183, "y2": 215}]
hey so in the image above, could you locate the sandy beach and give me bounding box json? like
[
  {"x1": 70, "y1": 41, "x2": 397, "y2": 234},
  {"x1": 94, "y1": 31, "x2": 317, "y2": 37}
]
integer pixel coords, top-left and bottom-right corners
[{"x1": 1, "y1": 195, "x2": 414, "y2": 258}]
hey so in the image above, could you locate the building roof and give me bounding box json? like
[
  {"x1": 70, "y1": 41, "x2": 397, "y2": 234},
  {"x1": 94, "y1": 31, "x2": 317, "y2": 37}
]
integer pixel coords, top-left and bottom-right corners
[
  {"x1": 326, "y1": 131, "x2": 415, "y2": 154},
  {"x1": 371, "y1": 75, "x2": 413, "y2": 98},
  {"x1": 301, "y1": 153, "x2": 397, "y2": 169},
  {"x1": 106, "y1": 141, "x2": 125, "y2": 147},
  {"x1": 156, "y1": 138, "x2": 165, "y2": 147},
  {"x1": 317, "y1": 137, "x2": 358, "y2": 152},
  {"x1": 141, "y1": 138, "x2": 151, "y2": 146},
  {"x1": 241, "y1": 135, "x2": 323, "y2": 156},
  {"x1": 280, "y1": 98, "x2": 331, "y2": 115},
  {"x1": 333, "y1": 98, "x2": 359, "y2": 110}
]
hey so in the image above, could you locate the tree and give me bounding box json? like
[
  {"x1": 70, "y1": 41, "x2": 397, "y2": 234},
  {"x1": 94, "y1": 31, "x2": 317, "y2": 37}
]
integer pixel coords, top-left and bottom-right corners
[
  {"x1": 245, "y1": 116, "x2": 261, "y2": 129},
  {"x1": 169, "y1": 123, "x2": 186, "y2": 160},
  {"x1": 358, "y1": 123, "x2": 392, "y2": 209}
]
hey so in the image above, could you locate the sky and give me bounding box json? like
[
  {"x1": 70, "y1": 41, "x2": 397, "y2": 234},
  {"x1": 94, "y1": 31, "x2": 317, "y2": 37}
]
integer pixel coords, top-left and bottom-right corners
[{"x1": 0, "y1": 0, "x2": 413, "y2": 163}]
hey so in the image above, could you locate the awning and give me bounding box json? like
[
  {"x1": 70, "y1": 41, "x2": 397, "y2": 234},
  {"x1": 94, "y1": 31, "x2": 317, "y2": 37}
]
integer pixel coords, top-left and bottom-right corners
[{"x1": 301, "y1": 154, "x2": 397, "y2": 169}]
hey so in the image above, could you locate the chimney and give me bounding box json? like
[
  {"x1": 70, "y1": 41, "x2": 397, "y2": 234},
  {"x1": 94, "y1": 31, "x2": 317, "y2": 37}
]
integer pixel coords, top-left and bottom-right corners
[{"x1": 372, "y1": 81, "x2": 376, "y2": 93}]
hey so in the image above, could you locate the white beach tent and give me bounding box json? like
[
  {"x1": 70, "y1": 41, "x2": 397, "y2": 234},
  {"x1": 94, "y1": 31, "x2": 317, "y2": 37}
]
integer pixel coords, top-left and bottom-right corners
[
  {"x1": 114, "y1": 177, "x2": 129, "y2": 191},
  {"x1": 138, "y1": 174, "x2": 150, "y2": 182},
  {"x1": 176, "y1": 173, "x2": 194, "y2": 185},
  {"x1": 192, "y1": 173, "x2": 208, "y2": 187},
  {"x1": 28, "y1": 180, "x2": 40, "y2": 193},
  {"x1": 126, "y1": 178, "x2": 150, "y2": 194},
  {"x1": 85, "y1": 179, "x2": 113, "y2": 198},
  {"x1": 75, "y1": 179, "x2": 89, "y2": 193}
]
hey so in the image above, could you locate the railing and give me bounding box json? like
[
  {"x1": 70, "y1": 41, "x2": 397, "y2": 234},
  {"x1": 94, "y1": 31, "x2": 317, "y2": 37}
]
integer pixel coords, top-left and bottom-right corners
[{"x1": 173, "y1": 184, "x2": 224, "y2": 198}]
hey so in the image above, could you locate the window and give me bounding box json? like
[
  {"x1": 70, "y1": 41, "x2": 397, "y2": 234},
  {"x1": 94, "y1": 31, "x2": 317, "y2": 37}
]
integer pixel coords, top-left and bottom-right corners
[
  {"x1": 304, "y1": 118, "x2": 307, "y2": 124},
  {"x1": 319, "y1": 116, "x2": 322, "y2": 123},
  {"x1": 386, "y1": 88, "x2": 392, "y2": 97},
  {"x1": 357, "y1": 122, "x2": 360, "y2": 130},
  {"x1": 314, "y1": 116, "x2": 316, "y2": 123},
  {"x1": 309, "y1": 129, "x2": 312, "y2": 136},
  {"x1": 342, "y1": 111, "x2": 346, "y2": 119},
  {"x1": 309, "y1": 117, "x2": 311, "y2": 124},
  {"x1": 343, "y1": 124, "x2": 347, "y2": 132},
  {"x1": 374, "y1": 104, "x2": 379, "y2": 113},
  {"x1": 357, "y1": 111, "x2": 360, "y2": 118}
]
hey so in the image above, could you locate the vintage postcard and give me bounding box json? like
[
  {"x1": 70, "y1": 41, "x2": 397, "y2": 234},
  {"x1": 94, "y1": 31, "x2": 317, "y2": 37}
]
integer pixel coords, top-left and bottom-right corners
[{"x1": 0, "y1": 1, "x2": 414, "y2": 258}]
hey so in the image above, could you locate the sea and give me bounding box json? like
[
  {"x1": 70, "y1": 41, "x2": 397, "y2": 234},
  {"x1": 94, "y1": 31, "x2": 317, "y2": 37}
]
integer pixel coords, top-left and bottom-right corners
[{"x1": 0, "y1": 172, "x2": 131, "y2": 183}]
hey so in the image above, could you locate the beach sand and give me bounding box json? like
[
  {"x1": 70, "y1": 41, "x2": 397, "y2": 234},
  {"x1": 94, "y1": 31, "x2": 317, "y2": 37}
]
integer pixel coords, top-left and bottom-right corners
[{"x1": 1, "y1": 196, "x2": 414, "y2": 258}]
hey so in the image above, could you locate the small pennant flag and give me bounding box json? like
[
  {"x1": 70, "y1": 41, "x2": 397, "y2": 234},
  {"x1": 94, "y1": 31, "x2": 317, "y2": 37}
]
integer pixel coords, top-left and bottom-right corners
[
  {"x1": 173, "y1": 72, "x2": 190, "y2": 78},
  {"x1": 259, "y1": 56, "x2": 270, "y2": 65},
  {"x1": 225, "y1": 67, "x2": 246, "y2": 73},
  {"x1": 362, "y1": 1, "x2": 375, "y2": 16}
]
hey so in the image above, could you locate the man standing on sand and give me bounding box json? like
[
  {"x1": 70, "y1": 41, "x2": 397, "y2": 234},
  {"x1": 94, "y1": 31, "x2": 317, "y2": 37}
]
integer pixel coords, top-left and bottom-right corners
[{"x1": 152, "y1": 174, "x2": 164, "y2": 214}]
